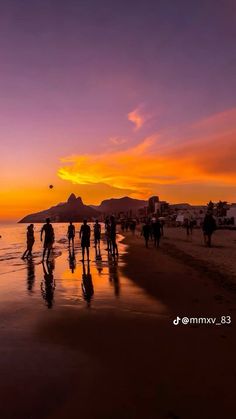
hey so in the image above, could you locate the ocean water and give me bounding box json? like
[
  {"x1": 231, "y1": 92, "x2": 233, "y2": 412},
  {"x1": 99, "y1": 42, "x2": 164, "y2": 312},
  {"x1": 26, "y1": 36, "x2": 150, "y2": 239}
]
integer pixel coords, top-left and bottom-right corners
[{"x1": 0, "y1": 223, "x2": 167, "y2": 315}]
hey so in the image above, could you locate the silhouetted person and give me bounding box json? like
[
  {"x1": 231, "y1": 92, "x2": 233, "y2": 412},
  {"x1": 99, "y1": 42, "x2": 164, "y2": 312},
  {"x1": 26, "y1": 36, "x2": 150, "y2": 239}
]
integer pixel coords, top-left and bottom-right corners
[
  {"x1": 121, "y1": 220, "x2": 125, "y2": 232},
  {"x1": 69, "y1": 247, "x2": 76, "y2": 273},
  {"x1": 189, "y1": 219, "x2": 194, "y2": 235},
  {"x1": 142, "y1": 222, "x2": 150, "y2": 248},
  {"x1": 184, "y1": 218, "x2": 190, "y2": 236},
  {"x1": 203, "y1": 212, "x2": 216, "y2": 247},
  {"x1": 81, "y1": 261, "x2": 94, "y2": 306},
  {"x1": 152, "y1": 219, "x2": 162, "y2": 248},
  {"x1": 67, "y1": 221, "x2": 75, "y2": 249},
  {"x1": 26, "y1": 258, "x2": 35, "y2": 293},
  {"x1": 130, "y1": 220, "x2": 136, "y2": 235},
  {"x1": 94, "y1": 219, "x2": 101, "y2": 248},
  {"x1": 149, "y1": 220, "x2": 153, "y2": 240},
  {"x1": 41, "y1": 218, "x2": 54, "y2": 261},
  {"x1": 22, "y1": 224, "x2": 35, "y2": 259},
  {"x1": 105, "y1": 217, "x2": 112, "y2": 252},
  {"x1": 110, "y1": 216, "x2": 118, "y2": 256},
  {"x1": 160, "y1": 219, "x2": 164, "y2": 236},
  {"x1": 80, "y1": 219, "x2": 90, "y2": 261},
  {"x1": 41, "y1": 261, "x2": 55, "y2": 309}
]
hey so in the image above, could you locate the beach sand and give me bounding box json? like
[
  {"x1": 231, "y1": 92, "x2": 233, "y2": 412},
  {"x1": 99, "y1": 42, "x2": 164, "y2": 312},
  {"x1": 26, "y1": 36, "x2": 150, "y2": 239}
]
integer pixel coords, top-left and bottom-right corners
[{"x1": 0, "y1": 229, "x2": 236, "y2": 419}]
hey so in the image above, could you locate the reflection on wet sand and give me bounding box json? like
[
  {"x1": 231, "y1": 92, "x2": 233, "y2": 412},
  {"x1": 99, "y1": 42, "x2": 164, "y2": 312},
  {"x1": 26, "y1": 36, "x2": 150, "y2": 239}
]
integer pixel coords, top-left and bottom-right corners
[
  {"x1": 18, "y1": 229, "x2": 165, "y2": 318},
  {"x1": 81, "y1": 261, "x2": 94, "y2": 306},
  {"x1": 95, "y1": 243, "x2": 102, "y2": 261},
  {"x1": 108, "y1": 255, "x2": 120, "y2": 297},
  {"x1": 41, "y1": 260, "x2": 56, "y2": 309},
  {"x1": 95, "y1": 244, "x2": 103, "y2": 275},
  {"x1": 68, "y1": 247, "x2": 76, "y2": 273},
  {"x1": 26, "y1": 258, "x2": 35, "y2": 293}
]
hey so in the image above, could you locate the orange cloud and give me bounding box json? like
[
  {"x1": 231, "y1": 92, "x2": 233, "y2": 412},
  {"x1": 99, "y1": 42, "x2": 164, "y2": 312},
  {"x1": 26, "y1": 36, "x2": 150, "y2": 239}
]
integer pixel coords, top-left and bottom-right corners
[
  {"x1": 128, "y1": 107, "x2": 146, "y2": 130},
  {"x1": 58, "y1": 108, "x2": 236, "y2": 203}
]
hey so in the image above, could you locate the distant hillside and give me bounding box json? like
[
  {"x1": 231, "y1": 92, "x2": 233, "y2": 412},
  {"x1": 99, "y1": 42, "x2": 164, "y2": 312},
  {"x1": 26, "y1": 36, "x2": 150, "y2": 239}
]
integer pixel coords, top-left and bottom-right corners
[
  {"x1": 19, "y1": 194, "x2": 100, "y2": 223},
  {"x1": 170, "y1": 203, "x2": 206, "y2": 210},
  {"x1": 92, "y1": 196, "x2": 147, "y2": 214},
  {"x1": 170, "y1": 203, "x2": 191, "y2": 209}
]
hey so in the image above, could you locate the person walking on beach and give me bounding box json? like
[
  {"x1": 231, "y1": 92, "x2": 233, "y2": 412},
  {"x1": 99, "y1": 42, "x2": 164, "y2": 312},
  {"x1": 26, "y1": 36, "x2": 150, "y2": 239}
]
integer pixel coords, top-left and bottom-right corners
[
  {"x1": 189, "y1": 219, "x2": 194, "y2": 235},
  {"x1": 184, "y1": 218, "x2": 190, "y2": 236},
  {"x1": 121, "y1": 220, "x2": 125, "y2": 233},
  {"x1": 94, "y1": 220, "x2": 101, "y2": 248},
  {"x1": 67, "y1": 221, "x2": 75, "y2": 249},
  {"x1": 110, "y1": 216, "x2": 118, "y2": 256},
  {"x1": 160, "y1": 219, "x2": 164, "y2": 236},
  {"x1": 79, "y1": 219, "x2": 91, "y2": 261},
  {"x1": 142, "y1": 221, "x2": 150, "y2": 248},
  {"x1": 22, "y1": 224, "x2": 35, "y2": 259},
  {"x1": 202, "y1": 212, "x2": 216, "y2": 247},
  {"x1": 41, "y1": 218, "x2": 55, "y2": 261},
  {"x1": 152, "y1": 218, "x2": 162, "y2": 248},
  {"x1": 130, "y1": 220, "x2": 136, "y2": 235}
]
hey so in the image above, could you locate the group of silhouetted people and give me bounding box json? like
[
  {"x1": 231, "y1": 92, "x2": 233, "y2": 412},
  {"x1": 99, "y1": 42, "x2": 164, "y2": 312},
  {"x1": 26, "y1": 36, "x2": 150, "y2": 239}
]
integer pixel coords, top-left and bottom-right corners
[
  {"x1": 105, "y1": 216, "x2": 119, "y2": 256},
  {"x1": 22, "y1": 218, "x2": 55, "y2": 261},
  {"x1": 142, "y1": 218, "x2": 163, "y2": 248},
  {"x1": 140, "y1": 211, "x2": 218, "y2": 248},
  {"x1": 21, "y1": 217, "x2": 117, "y2": 263},
  {"x1": 21, "y1": 210, "x2": 218, "y2": 267}
]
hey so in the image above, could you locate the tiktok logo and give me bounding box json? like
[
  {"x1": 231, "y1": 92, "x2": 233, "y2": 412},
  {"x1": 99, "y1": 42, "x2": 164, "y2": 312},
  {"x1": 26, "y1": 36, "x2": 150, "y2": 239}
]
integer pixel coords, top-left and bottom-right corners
[{"x1": 173, "y1": 316, "x2": 181, "y2": 325}]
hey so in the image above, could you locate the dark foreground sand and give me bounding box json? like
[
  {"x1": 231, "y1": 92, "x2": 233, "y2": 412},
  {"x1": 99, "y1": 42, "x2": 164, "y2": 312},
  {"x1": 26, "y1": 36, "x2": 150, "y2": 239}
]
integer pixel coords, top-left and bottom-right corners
[{"x1": 1, "y1": 233, "x2": 236, "y2": 419}]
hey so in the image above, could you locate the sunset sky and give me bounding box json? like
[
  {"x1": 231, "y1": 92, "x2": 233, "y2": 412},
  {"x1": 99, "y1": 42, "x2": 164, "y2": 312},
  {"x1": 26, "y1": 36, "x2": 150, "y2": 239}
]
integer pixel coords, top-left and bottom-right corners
[{"x1": 1, "y1": 0, "x2": 236, "y2": 220}]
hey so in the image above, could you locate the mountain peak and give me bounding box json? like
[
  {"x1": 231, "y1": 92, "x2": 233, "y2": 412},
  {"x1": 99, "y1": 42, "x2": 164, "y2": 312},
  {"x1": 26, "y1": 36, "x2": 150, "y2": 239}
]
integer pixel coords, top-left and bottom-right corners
[{"x1": 67, "y1": 193, "x2": 77, "y2": 203}]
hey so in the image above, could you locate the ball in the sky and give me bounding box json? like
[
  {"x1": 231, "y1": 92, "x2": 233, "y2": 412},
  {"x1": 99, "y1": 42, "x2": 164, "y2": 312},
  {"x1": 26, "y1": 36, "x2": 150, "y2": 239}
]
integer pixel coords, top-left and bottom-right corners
[{"x1": 49, "y1": 184, "x2": 54, "y2": 189}]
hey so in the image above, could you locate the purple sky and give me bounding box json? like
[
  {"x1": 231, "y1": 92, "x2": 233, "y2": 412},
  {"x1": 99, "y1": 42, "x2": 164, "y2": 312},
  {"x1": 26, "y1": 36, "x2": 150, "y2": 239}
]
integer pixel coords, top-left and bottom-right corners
[{"x1": 1, "y1": 0, "x2": 236, "y2": 219}]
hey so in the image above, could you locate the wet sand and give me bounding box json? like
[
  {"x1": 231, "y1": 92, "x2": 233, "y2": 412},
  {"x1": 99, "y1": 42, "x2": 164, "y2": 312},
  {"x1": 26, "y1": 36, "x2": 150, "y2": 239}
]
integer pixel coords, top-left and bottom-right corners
[{"x1": 0, "y1": 230, "x2": 236, "y2": 419}]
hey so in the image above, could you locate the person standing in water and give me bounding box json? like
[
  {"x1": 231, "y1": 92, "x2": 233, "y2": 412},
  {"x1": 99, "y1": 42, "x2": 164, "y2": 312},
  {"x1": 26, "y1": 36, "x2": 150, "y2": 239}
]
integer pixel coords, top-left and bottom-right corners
[
  {"x1": 105, "y1": 217, "x2": 112, "y2": 252},
  {"x1": 93, "y1": 220, "x2": 101, "y2": 248},
  {"x1": 41, "y1": 218, "x2": 55, "y2": 261},
  {"x1": 22, "y1": 224, "x2": 35, "y2": 259},
  {"x1": 79, "y1": 219, "x2": 91, "y2": 261},
  {"x1": 110, "y1": 216, "x2": 118, "y2": 256},
  {"x1": 67, "y1": 221, "x2": 75, "y2": 249}
]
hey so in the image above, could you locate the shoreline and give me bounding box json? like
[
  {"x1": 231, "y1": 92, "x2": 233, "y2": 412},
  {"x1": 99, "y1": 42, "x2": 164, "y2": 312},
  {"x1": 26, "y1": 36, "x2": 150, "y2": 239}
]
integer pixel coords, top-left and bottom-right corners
[{"x1": 120, "y1": 231, "x2": 236, "y2": 316}]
